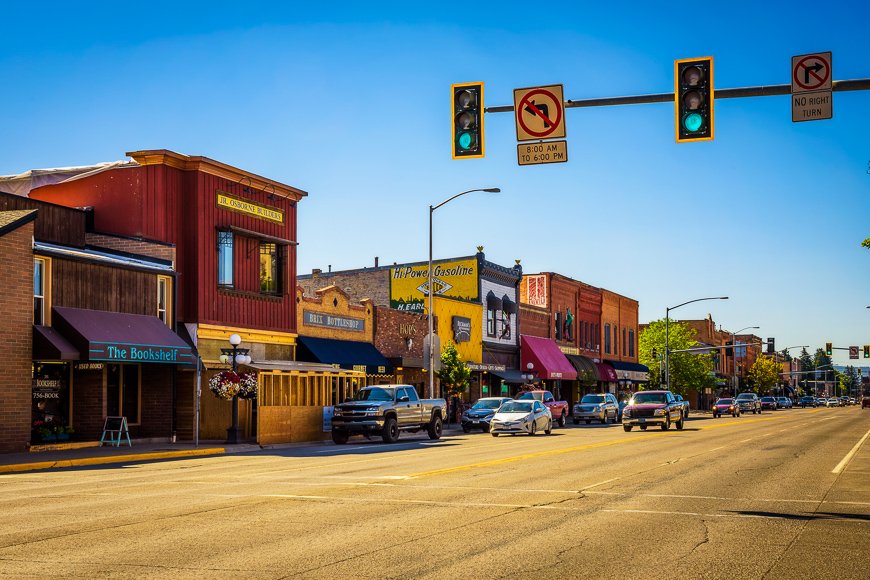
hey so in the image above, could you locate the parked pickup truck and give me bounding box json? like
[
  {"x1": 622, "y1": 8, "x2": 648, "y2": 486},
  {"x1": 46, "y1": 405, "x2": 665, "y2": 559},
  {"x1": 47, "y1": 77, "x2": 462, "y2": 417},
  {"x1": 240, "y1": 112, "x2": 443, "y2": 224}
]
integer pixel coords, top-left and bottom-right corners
[
  {"x1": 673, "y1": 394, "x2": 690, "y2": 419},
  {"x1": 516, "y1": 390, "x2": 569, "y2": 427},
  {"x1": 331, "y1": 385, "x2": 446, "y2": 444},
  {"x1": 621, "y1": 390, "x2": 685, "y2": 431}
]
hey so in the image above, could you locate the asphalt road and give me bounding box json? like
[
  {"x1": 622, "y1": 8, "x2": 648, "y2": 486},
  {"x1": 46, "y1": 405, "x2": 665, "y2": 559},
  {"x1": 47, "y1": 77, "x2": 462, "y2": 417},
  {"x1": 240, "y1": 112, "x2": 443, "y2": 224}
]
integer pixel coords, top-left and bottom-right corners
[{"x1": 1, "y1": 406, "x2": 868, "y2": 579}]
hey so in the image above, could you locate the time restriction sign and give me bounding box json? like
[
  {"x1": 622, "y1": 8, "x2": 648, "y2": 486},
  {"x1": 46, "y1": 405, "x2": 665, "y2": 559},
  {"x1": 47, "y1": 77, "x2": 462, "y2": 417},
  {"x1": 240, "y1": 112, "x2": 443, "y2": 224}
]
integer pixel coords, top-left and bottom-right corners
[{"x1": 513, "y1": 84, "x2": 566, "y2": 142}]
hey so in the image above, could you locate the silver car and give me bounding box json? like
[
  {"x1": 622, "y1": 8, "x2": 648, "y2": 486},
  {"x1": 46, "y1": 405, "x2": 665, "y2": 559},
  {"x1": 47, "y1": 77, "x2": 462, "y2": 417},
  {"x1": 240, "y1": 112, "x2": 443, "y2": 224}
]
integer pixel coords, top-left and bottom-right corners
[
  {"x1": 573, "y1": 393, "x2": 620, "y2": 425},
  {"x1": 490, "y1": 400, "x2": 552, "y2": 436}
]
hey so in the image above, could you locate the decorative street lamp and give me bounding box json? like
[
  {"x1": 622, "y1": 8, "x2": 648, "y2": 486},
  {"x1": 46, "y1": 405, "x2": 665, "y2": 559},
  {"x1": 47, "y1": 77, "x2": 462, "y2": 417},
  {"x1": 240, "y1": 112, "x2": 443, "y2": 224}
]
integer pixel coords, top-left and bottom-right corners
[
  {"x1": 664, "y1": 296, "x2": 728, "y2": 390},
  {"x1": 219, "y1": 333, "x2": 251, "y2": 444},
  {"x1": 428, "y1": 187, "x2": 500, "y2": 399}
]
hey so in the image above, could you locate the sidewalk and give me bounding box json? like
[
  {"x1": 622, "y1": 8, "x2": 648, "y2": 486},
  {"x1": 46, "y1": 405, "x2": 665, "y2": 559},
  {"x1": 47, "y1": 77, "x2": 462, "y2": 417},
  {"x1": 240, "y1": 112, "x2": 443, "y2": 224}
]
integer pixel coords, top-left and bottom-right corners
[{"x1": 0, "y1": 424, "x2": 468, "y2": 475}]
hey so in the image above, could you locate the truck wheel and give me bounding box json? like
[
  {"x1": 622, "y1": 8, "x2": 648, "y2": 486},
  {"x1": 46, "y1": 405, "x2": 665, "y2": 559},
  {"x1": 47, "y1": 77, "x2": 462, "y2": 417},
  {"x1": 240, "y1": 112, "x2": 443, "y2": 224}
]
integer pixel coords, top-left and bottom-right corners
[
  {"x1": 331, "y1": 430, "x2": 349, "y2": 445},
  {"x1": 382, "y1": 416, "x2": 399, "y2": 443},
  {"x1": 558, "y1": 412, "x2": 566, "y2": 428},
  {"x1": 426, "y1": 415, "x2": 443, "y2": 440},
  {"x1": 640, "y1": 425, "x2": 648, "y2": 431},
  {"x1": 492, "y1": 432, "x2": 499, "y2": 437},
  {"x1": 661, "y1": 414, "x2": 671, "y2": 431},
  {"x1": 623, "y1": 424, "x2": 632, "y2": 432},
  {"x1": 676, "y1": 414, "x2": 684, "y2": 430}
]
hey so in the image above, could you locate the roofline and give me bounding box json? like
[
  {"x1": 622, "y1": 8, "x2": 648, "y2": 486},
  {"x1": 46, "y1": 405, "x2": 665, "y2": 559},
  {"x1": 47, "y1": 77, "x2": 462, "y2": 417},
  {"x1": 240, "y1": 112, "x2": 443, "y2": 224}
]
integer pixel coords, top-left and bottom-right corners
[
  {"x1": 126, "y1": 149, "x2": 308, "y2": 201},
  {"x1": 0, "y1": 209, "x2": 37, "y2": 237}
]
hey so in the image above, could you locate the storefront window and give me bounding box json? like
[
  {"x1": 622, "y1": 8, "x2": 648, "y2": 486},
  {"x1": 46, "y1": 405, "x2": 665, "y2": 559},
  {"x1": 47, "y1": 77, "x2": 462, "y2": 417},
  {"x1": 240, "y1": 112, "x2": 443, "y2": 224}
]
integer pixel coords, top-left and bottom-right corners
[
  {"x1": 107, "y1": 364, "x2": 141, "y2": 425},
  {"x1": 218, "y1": 231, "x2": 234, "y2": 287},
  {"x1": 259, "y1": 242, "x2": 282, "y2": 295},
  {"x1": 31, "y1": 362, "x2": 70, "y2": 442}
]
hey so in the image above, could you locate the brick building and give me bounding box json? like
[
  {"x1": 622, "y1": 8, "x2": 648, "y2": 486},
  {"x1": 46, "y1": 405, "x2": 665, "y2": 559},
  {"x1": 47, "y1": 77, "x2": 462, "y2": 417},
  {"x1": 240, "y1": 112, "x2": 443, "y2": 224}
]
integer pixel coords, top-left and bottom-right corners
[{"x1": 0, "y1": 210, "x2": 37, "y2": 453}]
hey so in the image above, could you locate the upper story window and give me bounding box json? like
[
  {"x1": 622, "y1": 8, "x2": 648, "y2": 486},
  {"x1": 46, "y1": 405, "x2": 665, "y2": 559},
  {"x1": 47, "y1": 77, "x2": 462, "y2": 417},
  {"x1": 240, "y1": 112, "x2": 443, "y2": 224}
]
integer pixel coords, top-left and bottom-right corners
[
  {"x1": 34, "y1": 258, "x2": 47, "y2": 325},
  {"x1": 629, "y1": 329, "x2": 635, "y2": 357},
  {"x1": 604, "y1": 323, "x2": 611, "y2": 354},
  {"x1": 259, "y1": 242, "x2": 282, "y2": 295},
  {"x1": 157, "y1": 276, "x2": 171, "y2": 326},
  {"x1": 218, "y1": 231, "x2": 234, "y2": 287}
]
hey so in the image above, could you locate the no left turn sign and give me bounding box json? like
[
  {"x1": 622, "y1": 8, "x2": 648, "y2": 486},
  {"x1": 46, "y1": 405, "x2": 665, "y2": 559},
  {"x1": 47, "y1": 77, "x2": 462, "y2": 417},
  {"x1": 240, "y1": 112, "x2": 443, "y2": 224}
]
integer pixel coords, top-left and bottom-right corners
[{"x1": 514, "y1": 84, "x2": 566, "y2": 142}]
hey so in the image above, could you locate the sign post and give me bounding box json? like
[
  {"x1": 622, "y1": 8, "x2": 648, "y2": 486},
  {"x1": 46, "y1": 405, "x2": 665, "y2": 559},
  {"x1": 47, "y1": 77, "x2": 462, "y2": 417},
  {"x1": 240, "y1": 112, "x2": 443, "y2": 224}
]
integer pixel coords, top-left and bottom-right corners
[{"x1": 791, "y1": 52, "x2": 832, "y2": 122}]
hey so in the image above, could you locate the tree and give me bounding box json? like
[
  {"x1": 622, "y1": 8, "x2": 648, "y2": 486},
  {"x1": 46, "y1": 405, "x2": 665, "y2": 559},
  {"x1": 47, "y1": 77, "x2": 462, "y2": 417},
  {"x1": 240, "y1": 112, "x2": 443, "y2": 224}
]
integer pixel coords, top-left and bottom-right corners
[
  {"x1": 747, "y1": 356, "x2": 780, "y2": 394},
  {"x1": 779, "y1": 348, "x2": 793, "y2": 362},
  {"x1": 797, "y1": 347, "x2": 814, "y2": 395},
  {"x1": 862, "y1": 237, "x2": 870, "y2": 249},
  {"x1": 437, "y1": 341, "x2": 470, "y2": 396},
  {"x1": 639, "y1": 319, "x2": 714, "y2": 396}
]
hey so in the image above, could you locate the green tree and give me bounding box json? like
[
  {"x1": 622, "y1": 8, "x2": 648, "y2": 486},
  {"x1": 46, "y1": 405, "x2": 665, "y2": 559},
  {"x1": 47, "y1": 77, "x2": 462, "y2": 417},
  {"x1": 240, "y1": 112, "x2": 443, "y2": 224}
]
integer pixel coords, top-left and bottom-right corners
[
  {"x1": 747, "y1": 356, "x2": 780, "y2": 394},
  {"x1": 861, "y1": 237, "x2": 870, "y2": 249},
  {"x1": 437, "y1": 341, "x2": 470, "y2": 396},
  {"x1": 797, "y1": 347, "x2": 814, "y2": 395},
  {"x1": 779, "y1": 348, "x2": 793, "y2": 362},
  {"x1": 639, "y1": 319, "x2": 714, "y2": 396}
]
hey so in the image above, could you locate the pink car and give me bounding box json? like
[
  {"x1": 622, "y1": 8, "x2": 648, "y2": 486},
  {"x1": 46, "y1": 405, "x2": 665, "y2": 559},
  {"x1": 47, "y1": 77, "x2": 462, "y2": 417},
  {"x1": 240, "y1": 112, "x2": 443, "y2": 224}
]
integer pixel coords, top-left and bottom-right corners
[{"x1": 712, "y1": 397, "x2": 740, "y2": 418}]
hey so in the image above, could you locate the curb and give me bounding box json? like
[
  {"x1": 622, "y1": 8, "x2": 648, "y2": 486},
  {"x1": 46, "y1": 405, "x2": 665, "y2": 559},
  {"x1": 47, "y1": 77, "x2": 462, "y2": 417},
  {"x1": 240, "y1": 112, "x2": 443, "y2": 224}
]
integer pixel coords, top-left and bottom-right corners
[{"x1": 0, "y1": 448, "x2": 226, "y2": 475}]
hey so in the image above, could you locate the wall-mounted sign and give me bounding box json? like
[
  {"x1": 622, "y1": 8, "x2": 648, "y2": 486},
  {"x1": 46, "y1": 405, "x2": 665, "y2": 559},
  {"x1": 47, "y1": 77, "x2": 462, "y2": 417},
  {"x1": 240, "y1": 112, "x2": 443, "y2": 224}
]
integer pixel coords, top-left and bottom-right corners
[
  {"x1": 75, "y1": 362, "x2": 104, "y2": 371},
  {"x1": 467, "y1": 363, "x2": 506, "y2": 372},
  {"x1": 390, "y1": 258, "x2": 478, "y2": 312},
  {"x1": 452, "y1": 316, "x2": 472, "y2": 343},
  {"x1": 303, "y1": 311, "x2": 365, "y2": 332},
  {"x1": 89, "y1": 343, "x2": 192, "y2": 364},
  {"x1": 216, "y1": 191, "x2": 285, "y2": 224},
  {"x1": 526, "y1": 275, "x2": 547, "y2": 307}
]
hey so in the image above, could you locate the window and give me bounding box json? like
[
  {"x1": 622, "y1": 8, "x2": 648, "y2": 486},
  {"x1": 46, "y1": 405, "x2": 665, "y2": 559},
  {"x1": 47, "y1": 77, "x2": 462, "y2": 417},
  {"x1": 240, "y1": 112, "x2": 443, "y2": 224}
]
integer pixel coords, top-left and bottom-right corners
[
  {"x1": 217, "y1": 231, "x2": 234, "y2": 287},
  {"x1": 259, "y1": 242, "x2": 282, "y2": 294},
  {"x1": 106, "y1": 364, "x2": 140, "y2": 425},
  {"x1": 157, "y1": 276, "x2": 171, "y2": 325},
  {"x1": 623, "y1": 328, "x2": 627, "y2": 355},
  {"x1": 34, "y1": 258, "x2": 46, "y2": 325},
  {"x1": 486, "y1": 308, "x2": 496, "y2": 338},
  {"x1": 629, "y1": 330, "x2": 635, "y2": 357},
  {"x1": 604, "y1": 323, "x2": 611, "y2": 354}
]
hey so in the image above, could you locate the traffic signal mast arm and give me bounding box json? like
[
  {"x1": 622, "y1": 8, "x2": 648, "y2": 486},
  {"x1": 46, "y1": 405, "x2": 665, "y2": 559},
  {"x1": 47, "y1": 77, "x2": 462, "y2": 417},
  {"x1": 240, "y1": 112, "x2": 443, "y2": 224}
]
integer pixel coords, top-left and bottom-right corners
[
  {"x1": 668, "y1": 341, "x2": 761, "y2": 355},
  {"x1": 483, "y1": 78, "x2": 870, "y2": 113}
]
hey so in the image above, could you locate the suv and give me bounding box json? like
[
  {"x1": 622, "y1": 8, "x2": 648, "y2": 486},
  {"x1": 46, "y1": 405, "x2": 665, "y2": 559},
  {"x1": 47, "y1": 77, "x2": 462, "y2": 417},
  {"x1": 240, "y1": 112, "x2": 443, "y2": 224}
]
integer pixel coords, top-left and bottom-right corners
[
  {"x1": 798, "y1": 396, "x2": 816, "y2": 408},
  {"x1": 735, "y1": 392, "x2": 762, "y2": 414},
  {"x1": 573, "y1": 393, "x2": 620, "y2": 425}
]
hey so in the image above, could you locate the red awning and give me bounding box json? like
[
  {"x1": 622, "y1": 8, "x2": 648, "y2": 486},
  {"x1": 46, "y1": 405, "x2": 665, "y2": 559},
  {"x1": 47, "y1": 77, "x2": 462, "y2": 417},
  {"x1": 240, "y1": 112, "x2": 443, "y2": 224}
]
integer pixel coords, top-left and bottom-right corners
[
  {"x1": 520, "y1": 335, "x2": 577, "y2": 380},
  {"x1": 595, "y1": 362, "x2": 618, "y2": 382},
  {"x1": 33, "y1": 325, "x2": 80, "y2": 361}
]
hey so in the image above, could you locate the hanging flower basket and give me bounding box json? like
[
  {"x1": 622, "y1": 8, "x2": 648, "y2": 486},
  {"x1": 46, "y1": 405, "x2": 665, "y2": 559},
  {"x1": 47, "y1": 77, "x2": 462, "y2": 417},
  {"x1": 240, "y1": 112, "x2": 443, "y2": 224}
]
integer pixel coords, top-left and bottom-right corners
[{"x1": 209, "y1": 371, "x2": 258, "y2": 400}]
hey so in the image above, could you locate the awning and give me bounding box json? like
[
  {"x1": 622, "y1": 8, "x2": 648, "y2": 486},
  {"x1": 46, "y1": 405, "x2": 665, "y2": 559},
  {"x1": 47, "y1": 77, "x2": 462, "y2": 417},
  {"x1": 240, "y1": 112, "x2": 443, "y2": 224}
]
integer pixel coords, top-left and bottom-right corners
[
  {"x1": 297, "y1": 336, "x2": 392, "y2": 374},
  {"x1": 247, "y1": 360, "x2": 365, "y2": 375},
  {"x1": 565, "y1": 354, "x2": 597, "y2": 383},
  {"x1": 486, "y1": 291, "x2": 502, "y2": 311},
  {"x1": 33, "y1": 325, "x2": 80, "y2": 361},
  {"x1": 606, "y1": 360, "x2": 650, "y2": 382},
  {"x1": 501, "y1": 295, "x2": 517, "y2": 314},
  {"x1": 52, "y1": 306, "x2": 194, "y2": 365},
  {"x1": 595, "y1": 362, "x2": 618, "y2": 382},
  {"x1": 520, "y1": 335, "x2": 577, "y2": 381},
  {"x1": 490, "y1": 368, "x2": 526, "y2": 384}
]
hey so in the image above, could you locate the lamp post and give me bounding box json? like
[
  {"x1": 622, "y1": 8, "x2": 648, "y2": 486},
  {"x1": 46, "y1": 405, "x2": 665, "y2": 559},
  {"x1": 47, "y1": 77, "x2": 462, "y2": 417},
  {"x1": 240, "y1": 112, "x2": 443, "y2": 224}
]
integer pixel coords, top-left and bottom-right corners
[
  {"x1": 664, "y1": 296, "x2": 728, "y2": 390},
  {"x1": 219, "y1": 333, "x2": 251, "y2": 444},
  {"x1": 522, "y1": 362, "x2": 537, "y2": 388},
  {"x1": 428, "y1": 187, "x2": 500, "y2": 399},
  {"x1": 729, "y1": 326, "x2": 759, "y2": 396}
]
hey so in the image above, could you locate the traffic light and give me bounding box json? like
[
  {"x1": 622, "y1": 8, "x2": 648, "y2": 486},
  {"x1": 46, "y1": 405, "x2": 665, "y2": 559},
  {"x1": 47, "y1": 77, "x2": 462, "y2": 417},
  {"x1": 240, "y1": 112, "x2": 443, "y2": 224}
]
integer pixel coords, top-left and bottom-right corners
[
  {"x1": 767, "y1": 337, "x2": 775, "y2": 354},
  {"x1": 825, "y1": 342, "x2": 832, "y2": 356},
  {"x1": 864, "y1": 345, "x2": 869, "y2": 358},
  {"x1": 452, "y1": 82, "x2": 485, "y2": 159},
  {"x1": 675, "y1": 57, "x2": 714, "y2": 142}
]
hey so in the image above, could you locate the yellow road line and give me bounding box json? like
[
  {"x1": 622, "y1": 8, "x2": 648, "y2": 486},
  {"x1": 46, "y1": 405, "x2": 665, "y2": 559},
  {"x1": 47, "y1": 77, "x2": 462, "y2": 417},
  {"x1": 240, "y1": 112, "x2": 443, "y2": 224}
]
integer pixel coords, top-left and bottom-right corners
[{"x1": 0, "y1": 448, "x2": 225, "y2": 475}]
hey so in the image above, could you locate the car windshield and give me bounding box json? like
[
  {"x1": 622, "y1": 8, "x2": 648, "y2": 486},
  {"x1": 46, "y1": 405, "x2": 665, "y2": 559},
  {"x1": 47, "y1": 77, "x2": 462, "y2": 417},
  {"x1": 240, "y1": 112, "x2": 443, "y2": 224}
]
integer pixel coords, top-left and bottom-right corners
[
  {"x1": 472, "y1": 399, "x2": 504, "y2": 410},
  {"x1": 632, "y1": 393, "x2": 667, "y2": 405},
  {"x1": 517, "y1": 392, "x2": 543, "y2": 401},
  {"x1": 581, "y1": 395, "x2": 605, "y2": 403},
  {"x1": 353, "y1": 388, "x2": 394, "y2": 402},
  {"x1": 736, "y1": 394, "x2": 754, "y2": 400},
  {"x1": 499, "y1": 401, "x2": 533, "y2": 413},
  {"x1": 716, "y1": 399, "x2": 734, "y2": 405},
  {"x1": 761, "y1": 397, "x2": 775, "y2": 402}
]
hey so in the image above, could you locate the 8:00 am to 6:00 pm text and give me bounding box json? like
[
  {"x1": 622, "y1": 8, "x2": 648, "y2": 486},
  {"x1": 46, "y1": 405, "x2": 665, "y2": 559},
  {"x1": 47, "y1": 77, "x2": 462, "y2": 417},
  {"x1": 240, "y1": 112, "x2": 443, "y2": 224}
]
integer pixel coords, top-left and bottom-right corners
[{"x1": 517, "y1": 140, "x2": 568, "y2": 166}]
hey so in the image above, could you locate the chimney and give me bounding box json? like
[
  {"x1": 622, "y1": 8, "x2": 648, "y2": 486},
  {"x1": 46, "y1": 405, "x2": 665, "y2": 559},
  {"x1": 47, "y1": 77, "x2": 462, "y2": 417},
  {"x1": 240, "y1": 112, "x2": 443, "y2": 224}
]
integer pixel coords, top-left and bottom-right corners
[
  {"x1": 375, "y1": 256, "x2": 379, "y2": 268},
  {"x1": 328, "y1": 265, "x2": 332, "y2": 273}
]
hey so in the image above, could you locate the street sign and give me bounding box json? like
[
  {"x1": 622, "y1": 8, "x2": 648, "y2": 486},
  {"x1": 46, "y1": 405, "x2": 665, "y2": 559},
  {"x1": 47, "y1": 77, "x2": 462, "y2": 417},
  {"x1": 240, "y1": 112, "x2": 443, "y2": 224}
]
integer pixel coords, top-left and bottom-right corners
[
  {"x1": 517, "y1": 140, "x2": 568, "y2": 166},
  {"x1": 849, "y1": 346, "x2": 859, "y2": 360},
  {"x1": 791, "y1": 52, "x2": 832, "y2": 122},
  {"x1": 514, "y1": 84, "x2": 566, "y2": 142}
]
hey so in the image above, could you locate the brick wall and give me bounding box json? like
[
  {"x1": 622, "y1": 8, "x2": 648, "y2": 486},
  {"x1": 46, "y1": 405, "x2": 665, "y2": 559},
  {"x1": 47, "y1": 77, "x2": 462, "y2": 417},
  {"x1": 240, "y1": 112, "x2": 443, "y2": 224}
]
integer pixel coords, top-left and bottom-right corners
[
  {"x1": 297, "y1": 269, "x2": 390, "y2": 306},
  {"x1": 85, "y1": 232, "x2": 176, "y2": 264},
  {"x1": 137, "y1": 364, "x2": 172, "y2": 438},
  {"x1": 374, "y1": 307, "x2": 426, "y2": 360},
  {"x1": 0, "y1": 221, "x2": 35, "y2": 452}
]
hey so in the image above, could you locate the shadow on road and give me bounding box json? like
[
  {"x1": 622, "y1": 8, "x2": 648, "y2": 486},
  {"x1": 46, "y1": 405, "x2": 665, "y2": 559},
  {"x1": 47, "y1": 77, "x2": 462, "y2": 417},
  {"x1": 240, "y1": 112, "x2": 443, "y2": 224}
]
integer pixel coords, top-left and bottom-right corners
[{"x1": 730, "y1": 510, "x2": 870, "y2": 522}]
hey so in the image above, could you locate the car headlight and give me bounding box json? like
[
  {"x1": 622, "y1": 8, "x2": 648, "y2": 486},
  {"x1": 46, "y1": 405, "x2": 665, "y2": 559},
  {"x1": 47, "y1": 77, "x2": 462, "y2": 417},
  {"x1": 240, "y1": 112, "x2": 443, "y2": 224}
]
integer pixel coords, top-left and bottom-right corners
[{"x1": 622, "y1": 409, "x2": 631, "y2": 418}]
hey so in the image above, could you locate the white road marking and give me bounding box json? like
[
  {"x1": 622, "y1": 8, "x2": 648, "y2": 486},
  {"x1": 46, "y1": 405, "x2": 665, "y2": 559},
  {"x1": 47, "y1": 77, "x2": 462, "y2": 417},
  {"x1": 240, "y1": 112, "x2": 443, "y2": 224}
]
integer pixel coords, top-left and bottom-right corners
[
  {"x1": 581, "y1": 478, "x2": 620, "y2": 490},
  {"x1": 832, "y1": 427, "x2": 870, "y2": 474}
]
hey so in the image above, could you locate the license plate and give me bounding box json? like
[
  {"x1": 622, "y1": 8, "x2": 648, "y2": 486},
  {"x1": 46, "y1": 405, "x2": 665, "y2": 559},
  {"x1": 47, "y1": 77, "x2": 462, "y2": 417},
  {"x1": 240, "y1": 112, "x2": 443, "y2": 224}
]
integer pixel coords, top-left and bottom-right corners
[
  {"x1": 472, "y1": 420, "x2": 479, "y2": 424},
  {"x1": 638, "y1": 418, "x2": 646, "y2": 423}
]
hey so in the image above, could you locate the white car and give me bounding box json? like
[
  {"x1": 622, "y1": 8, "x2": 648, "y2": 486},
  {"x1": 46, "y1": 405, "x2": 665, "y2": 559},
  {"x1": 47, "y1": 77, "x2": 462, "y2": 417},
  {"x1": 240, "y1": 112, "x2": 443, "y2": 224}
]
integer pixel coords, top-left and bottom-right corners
[
  {"x1": 826, "y1": 398, "x2": 839, "y2": 407},
  {"x1": 490, "y1": 400, "x2": 552, "y2": 436}
]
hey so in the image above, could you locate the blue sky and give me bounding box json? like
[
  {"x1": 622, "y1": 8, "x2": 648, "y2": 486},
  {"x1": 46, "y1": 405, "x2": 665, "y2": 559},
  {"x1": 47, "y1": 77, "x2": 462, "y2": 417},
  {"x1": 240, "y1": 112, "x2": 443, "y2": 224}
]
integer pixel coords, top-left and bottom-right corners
[{"x1": 2, "y1": 1, "x2": 868, "y2": 366}]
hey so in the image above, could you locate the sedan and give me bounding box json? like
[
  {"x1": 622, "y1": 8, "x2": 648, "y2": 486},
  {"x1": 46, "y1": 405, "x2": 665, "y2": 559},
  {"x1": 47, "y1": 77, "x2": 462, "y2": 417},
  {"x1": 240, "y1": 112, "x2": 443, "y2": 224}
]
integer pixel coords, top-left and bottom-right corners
[
  {"x1": 461, "y1": 397, "x2": 512, "y2": 433},
  {"x1": 490, "y1": 400, "x2": 552, "y2": 436},
  {"x1": 760, "y1": 396, "x2": 778, "y2": 411},
  {"x1": 776, "y1": 397, "x2": 792, "y2": 409},
  {"x1": 826, "y1": 398, "x2": 839, "y2": 407},
  {"x1": 798, "y1": 396, "x2": 816, "y2": 408},
  {"x1": 862, "y1": 396, "x2": 870, "y2": 409},
  {"x1": 712, "y1": 397, "x2": 740, "y2": 418}
]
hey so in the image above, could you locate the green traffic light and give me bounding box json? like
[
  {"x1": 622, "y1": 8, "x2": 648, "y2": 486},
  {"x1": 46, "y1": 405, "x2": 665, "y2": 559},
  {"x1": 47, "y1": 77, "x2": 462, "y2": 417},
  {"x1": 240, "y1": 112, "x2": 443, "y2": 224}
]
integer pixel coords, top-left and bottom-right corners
[
  {"x1": 457, "y1": 131, "x2": 474, "y2": 150},
  {"x1": 683, "y1": 113, "x2": 703, "y2": 132}
]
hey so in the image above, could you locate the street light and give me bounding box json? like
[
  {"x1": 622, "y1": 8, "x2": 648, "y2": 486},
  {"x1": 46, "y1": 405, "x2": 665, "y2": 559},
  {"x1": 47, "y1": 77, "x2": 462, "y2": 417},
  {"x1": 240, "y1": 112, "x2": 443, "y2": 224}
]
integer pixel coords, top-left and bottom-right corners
[
  {"x1": 428, "y1": 187, "x2": 500, "y2": 399},
  {"x1": 664, "y1": 296, "x2": 728, "y2": 390},
  {"x1": 220, "y1": 333, "x2": 251, "y2": 444}
]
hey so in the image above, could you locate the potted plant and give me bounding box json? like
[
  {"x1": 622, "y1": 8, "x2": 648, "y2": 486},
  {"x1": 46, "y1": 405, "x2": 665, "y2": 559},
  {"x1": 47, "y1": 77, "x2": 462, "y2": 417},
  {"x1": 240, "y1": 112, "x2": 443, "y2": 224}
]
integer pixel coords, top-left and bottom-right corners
[{"x1": 37, "y1": 426, "x2": 56, "y2": 443}]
